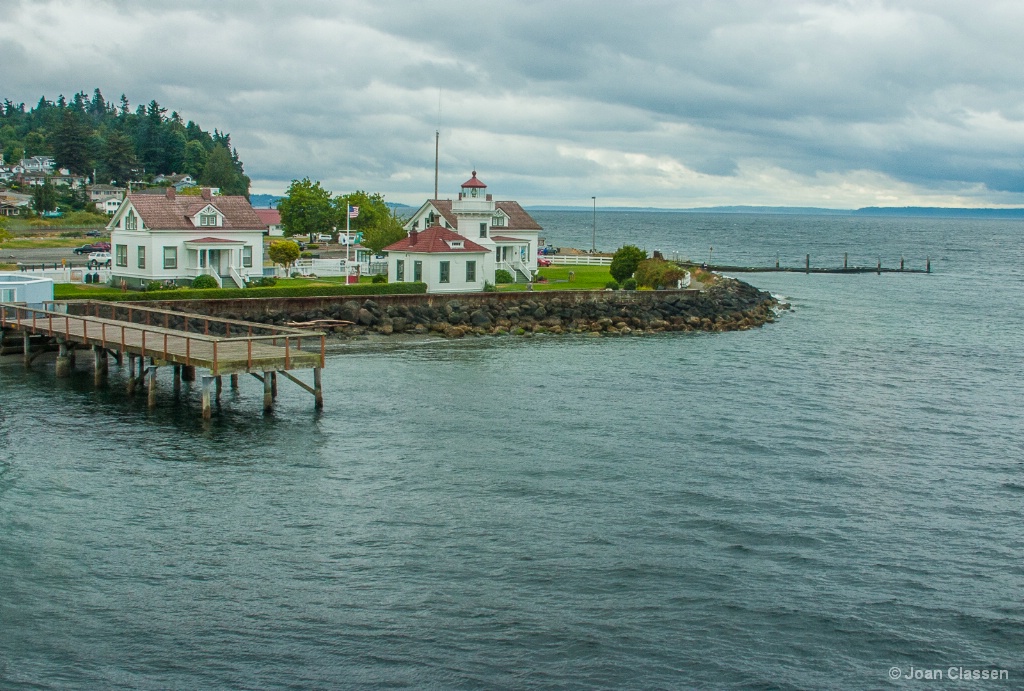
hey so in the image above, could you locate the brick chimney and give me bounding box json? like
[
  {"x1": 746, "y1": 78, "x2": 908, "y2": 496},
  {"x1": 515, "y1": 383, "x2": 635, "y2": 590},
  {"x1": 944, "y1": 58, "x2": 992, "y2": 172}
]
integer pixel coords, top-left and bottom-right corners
[
  {"x1": 165, "y1": 186, "x2": 175, "y2": 199},
  {"x1": 201, "y1": 188, "x2": 212, "y2": 201},
  {"x1": 410, "y1": 228, "x2": 418, "y2": 245}
]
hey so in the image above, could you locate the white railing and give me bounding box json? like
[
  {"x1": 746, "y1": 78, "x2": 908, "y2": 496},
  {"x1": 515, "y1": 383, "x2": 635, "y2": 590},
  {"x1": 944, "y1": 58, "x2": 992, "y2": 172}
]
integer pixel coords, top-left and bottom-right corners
[
  {"x1": 549, "y1": 255, "x2": 613, "y2": 266},
  {"x1": 228, "y1": 266, "x2": 246, "y2": 288},
  {"x1": 12, "y1": 266, "x2": 113, "y2": 284}
]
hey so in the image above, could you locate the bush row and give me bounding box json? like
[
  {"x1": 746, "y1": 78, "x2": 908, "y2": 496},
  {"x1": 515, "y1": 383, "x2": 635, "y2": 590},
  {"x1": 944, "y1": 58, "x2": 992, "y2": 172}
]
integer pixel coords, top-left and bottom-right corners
[{"x1": 59, "y1": 281, "x2": 428, "y2": 302}]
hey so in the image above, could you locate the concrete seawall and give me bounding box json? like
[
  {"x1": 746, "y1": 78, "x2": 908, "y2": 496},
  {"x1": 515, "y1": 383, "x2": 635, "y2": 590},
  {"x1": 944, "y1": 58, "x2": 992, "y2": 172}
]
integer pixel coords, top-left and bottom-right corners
[{"x1": 140, "y1": 278, "x2": 779, "y2": 338}]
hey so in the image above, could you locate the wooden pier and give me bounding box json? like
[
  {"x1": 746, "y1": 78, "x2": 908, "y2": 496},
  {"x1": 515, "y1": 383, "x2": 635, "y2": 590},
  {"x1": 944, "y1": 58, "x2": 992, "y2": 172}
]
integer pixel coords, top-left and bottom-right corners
[
  {"x1": 0, "y1": 300, "x2": 326, "y2": 418},
  {"x1": 683, "y1": 254, "x2": 931, "y2": 274}
]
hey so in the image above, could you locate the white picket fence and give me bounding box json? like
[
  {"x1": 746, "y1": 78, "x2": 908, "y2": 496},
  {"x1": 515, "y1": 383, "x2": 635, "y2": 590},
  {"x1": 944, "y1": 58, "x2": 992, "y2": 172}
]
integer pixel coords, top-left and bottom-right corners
[
  {"x1": 11, "y1": 266, "x2": 113, "y2": 285},
  {"x1": 549, "y1": 255, "x2": 613, "y2": 266}
]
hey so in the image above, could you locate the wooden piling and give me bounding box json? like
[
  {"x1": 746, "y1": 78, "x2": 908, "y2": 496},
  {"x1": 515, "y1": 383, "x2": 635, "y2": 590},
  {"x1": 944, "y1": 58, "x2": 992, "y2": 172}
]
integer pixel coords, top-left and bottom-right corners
[
  {"x1": 93, "y1": 346, "x2": 108, "y2": 387},
  {"x1": 314, "y1": 367, "x2": 323, "y2": 409},
  {"x1": 926, "y1": 257, "x2": 931, "y2": 273},
  {"x1": 215, "y1": 375, "x2": 223, "y2": 399},
  {"x1": 805, "y1": 254, "x2": 810, "y2": 274},
  {"x1": 173, "y1": 365, "x2": 181, "y2": 393},
  {"x1": 201, "y1": 376, "x2": 213, "y2": 420},
  {"x1": 844, "y1": 252, "x2": 848, "y2": 269},
  {"x1": 127, "y1": 354, "x2": 137, "y2": 394},
  {"x1": 876, "y1": 258, "x2": 881, "y2": 275},
  {"x1": 182, "y1": 365, "x2": 196, "y2": 382},
  {"x1": 271, "y1": 371, "x2": 278, "y2": 399},
  {"x1": 22, "y1": 332, "x2": 31, "y2": 368},
  {"x1": 147, "y1": 365, "x2": 157, "y2": 408},
  {"x1": 900, "y1": 256, "x2": 905, "y2": 271},
  {"x1": 55, "y1": 340, "x2": 71, "y2": 378},
  {"x1": 230, "y1": 373, "x2": 239, "y2": 389},
  {"x1": 263, "y1": 371, "x2": 273, "y2": 413}
]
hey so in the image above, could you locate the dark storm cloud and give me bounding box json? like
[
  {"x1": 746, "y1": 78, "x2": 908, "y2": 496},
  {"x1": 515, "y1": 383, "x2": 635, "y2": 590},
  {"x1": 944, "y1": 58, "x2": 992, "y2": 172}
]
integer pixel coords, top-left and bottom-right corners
[{"x1": 5, "y1": 0, "x2": 1024, "y2": 207}]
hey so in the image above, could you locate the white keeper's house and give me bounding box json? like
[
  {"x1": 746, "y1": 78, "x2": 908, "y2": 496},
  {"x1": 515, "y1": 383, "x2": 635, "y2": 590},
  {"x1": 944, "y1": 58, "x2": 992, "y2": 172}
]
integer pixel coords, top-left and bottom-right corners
[
  {"x1": 393, "y1": 171, "x2": 543, "y2": 290},
  {"x1": 107, "y1": 188, "x2": 265, "y2": 289}
]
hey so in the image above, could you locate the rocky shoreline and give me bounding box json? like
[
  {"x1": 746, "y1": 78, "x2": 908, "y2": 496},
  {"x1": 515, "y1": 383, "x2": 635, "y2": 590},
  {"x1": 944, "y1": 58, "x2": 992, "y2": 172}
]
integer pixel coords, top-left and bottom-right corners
[{"x1": 149, "y1": 277, "x2": 782, "y2": 339}]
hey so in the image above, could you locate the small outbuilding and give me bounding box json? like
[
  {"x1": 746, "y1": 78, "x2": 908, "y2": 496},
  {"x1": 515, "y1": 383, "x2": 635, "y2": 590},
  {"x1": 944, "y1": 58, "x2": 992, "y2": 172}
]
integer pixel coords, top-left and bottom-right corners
[
  {"x1": 383, "y1": 226, "x2": 490, "y2": 293},
  {"x1": 0, "y1": 273, "x2": 55, "y2": 305}
]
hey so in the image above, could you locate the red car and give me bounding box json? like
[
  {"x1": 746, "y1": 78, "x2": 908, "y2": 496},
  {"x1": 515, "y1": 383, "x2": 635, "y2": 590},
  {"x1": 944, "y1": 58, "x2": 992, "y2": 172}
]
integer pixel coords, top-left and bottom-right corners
[{"x1": 537, "y1": 255, "x2": 552, "y2": 267}]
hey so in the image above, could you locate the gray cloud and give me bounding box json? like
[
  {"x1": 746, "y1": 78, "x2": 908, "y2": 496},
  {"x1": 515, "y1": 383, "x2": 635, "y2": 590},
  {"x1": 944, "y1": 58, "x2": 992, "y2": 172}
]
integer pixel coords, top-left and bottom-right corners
[{"x1": 5, "y1": 0, "x2": 1024, "y2": 207}]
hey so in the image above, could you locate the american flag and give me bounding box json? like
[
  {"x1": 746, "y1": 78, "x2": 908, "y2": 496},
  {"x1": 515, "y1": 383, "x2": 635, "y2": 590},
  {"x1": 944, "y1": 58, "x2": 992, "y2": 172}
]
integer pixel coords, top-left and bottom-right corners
[{"x1": 349, "y1": 205, "x2": 359, "y2": 218}]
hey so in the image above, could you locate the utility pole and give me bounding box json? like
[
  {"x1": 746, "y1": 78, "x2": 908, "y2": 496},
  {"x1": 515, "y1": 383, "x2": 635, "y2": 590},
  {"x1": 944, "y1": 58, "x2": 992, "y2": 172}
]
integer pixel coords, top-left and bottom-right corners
[
  {"x1": 591, "y1": 197, "x2": 596, "y2": 252},
  {"x1": 434, "y1": 129, "x2": 439, "y2": 200}
]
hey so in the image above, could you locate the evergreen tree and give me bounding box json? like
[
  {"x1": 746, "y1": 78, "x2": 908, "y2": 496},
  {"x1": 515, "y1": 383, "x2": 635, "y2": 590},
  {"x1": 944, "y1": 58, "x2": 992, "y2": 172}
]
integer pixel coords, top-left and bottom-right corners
[
  {"x1": 31, "y1": 178, "x2": 58, "y2": 213},
  {"x1": 52, "y1": 110, "x2": 93, "y2": 174},
  {"x1": 101, "y1": 130, "x2": 138, "y2": 184},
  {"x1": 199, "y1": 145, "x2": 248, "y2": 196},
  {"x1": 182, "y1": 140, "x2": 208, "y2": 177}
]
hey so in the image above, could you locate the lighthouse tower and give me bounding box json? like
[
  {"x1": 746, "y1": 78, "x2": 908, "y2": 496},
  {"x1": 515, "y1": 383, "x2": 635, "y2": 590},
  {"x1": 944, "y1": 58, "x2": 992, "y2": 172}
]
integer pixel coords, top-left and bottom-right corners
[{"x1": 452, "y1": 171, "x2": 497, "y2": 277}]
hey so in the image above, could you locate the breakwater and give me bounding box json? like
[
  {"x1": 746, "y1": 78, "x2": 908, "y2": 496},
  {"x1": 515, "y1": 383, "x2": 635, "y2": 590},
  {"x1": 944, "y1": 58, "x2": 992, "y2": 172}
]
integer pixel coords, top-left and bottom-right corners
[{"x1": 140, "y1": 277, "x2": 779, "y2": 338}]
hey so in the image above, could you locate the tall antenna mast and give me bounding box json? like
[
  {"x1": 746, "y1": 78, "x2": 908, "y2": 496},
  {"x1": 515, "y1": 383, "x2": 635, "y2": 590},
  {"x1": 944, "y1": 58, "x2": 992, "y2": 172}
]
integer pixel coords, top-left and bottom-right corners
[{"x1": 434, "y1": 90, "x2": 441, "y2": 200}]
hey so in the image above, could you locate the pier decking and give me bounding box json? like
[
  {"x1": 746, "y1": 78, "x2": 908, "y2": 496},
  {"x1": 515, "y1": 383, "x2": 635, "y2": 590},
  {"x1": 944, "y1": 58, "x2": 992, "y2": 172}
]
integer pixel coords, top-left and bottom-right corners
[{"x1": 0, "y1": 300, "x2": 326, "y2": 418}]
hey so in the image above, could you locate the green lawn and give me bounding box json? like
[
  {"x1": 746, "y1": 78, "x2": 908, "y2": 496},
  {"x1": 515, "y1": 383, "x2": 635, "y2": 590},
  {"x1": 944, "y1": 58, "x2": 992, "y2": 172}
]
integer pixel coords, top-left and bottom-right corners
[
  {"x1": 1, "y1": 237, "x2": 96, "y2": 249},
  {"x1": 497, "y1": 264, "x2": 614, "y2": 291}
]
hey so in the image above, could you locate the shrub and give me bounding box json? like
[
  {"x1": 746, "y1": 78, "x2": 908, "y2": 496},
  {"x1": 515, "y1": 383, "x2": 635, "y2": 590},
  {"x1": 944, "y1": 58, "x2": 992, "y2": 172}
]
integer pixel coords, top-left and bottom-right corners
[
  {"x1": 191, "y1": 274, "x2": 219, "y2": 289},
  {"x1": 495, "y1": 269, "x2": 514, "y2": 284},
  {"x1": 247, "y1": 276, "x2": 277, "y2": 287},
  {"x1": 610, "y1": 245, "x2": 647, "y2": 283},
  {"x1": 306, "y1": 243, "x2": 319, "y2": 249},
  {"x1": 300, "y1": 251, "x2": 313, "y2": 259},
  {"x1": 116, "y1": 281, "x2": 429, "y2": 302},
  {"x1": 635, "y1": 258, "x2": 685, "y2": 289},
  {"x1": 605, "y1": 280, "x2": 620, "y2": 290},
  {"x1": 483, "y1": 281, "x2": 497, "y2": 292},
  {"x1": 371, "y1": 273, "x2": 387, "y2": 283},
  {"x1": 621, "y1": 277, "x2": 638, "y2": 290}
]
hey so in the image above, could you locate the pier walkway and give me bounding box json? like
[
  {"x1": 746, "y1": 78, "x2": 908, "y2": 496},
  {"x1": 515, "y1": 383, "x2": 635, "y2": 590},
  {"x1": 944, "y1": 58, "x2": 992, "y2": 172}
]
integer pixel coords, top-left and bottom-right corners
[{"x1": 0, "y1": 300, "x2": 326, "y2": 418}]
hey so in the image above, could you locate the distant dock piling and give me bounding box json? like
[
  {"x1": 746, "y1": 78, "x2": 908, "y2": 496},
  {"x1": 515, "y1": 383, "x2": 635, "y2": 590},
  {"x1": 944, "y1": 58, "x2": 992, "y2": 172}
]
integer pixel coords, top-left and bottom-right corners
[{"x1": 683, "y1": 254, "x2": 932, "y2": 274}]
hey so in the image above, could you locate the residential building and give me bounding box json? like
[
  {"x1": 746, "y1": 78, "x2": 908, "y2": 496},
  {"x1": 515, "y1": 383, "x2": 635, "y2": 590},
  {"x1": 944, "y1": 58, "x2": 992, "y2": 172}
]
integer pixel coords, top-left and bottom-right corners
[
  {"x1": 402, "y1": 172, "x2": 542, "y2": 285},
  {"x1": 89, "y1": 184, "x2": 125, "y2": 205},
  {"x1": 384, "y1": 226, "x2": 490, "y2": 293},
  {"x1": 254, "y1": 208, "x2": 283, "y2": 236},
  {"x1": 107, "y1": 187, "x2": 265, "y2": 289}
]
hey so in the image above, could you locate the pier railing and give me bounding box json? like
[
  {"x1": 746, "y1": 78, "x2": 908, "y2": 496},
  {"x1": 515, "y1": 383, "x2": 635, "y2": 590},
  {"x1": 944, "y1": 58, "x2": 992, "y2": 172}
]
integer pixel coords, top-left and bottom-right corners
[{"x1": 0, "y1": 301, "x2": 325, "y2": 375}]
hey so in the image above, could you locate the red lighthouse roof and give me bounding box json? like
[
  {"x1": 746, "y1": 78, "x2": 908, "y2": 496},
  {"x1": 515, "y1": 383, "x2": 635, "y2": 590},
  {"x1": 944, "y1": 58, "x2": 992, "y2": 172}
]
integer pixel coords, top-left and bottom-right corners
[{"x1": 461, "y1": 170, "x2": 487, "y2": 188}]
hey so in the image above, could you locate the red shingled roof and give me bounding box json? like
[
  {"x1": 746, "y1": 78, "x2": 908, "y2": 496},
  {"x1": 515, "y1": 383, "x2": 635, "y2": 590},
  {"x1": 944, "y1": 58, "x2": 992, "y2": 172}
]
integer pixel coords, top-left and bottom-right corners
[
  {"x1": 384, "y1": 226, "x2": 491, "y2": 254},
  {"x1": 424, "y1": 199, "x2": 542, "y2": 232},
  {"x1": 124, "y1": 192, "x2": 265, "y2": 231},
  {"x1": 461, "y1": 171, "x2": 487, "y2": 188},
  {"x1": 254, "y1": 209, "x2": 281, "y2": 226}
]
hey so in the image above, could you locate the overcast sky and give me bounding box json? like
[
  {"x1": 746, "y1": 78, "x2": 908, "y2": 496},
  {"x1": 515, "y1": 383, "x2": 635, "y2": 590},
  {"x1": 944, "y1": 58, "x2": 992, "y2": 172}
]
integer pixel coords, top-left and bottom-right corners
[{"x1": 6, "y1": 0, "x2": 1024, "y2": 208}]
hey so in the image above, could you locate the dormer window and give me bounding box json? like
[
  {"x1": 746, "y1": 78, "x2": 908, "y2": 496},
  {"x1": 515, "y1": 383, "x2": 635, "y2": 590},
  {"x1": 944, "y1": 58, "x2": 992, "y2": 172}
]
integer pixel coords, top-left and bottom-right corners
[
  {"x1": 491, "y1": 215, "x2": 505, "y2": 227},
  {"x1": 448, "y1": 240, "x2": 464, "y2": 249},
  {"x1": 200, "y1": 212, "x2": 217, "y2": 227},
  {"x1": 124, "y1": 210, "x2": 138, "y2": 230}
]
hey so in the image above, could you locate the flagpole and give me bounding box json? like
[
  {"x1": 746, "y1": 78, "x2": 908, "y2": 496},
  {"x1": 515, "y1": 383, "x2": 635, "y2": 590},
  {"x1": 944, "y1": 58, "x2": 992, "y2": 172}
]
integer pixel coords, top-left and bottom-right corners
[{"x1": 347, "y1": 204, "x2": 352, "y2": 264}]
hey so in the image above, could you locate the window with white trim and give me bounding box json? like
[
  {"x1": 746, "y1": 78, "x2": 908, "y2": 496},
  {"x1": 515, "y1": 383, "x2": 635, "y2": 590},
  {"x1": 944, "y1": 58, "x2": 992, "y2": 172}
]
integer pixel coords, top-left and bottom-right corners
[
  {"x1": 242, "y1": 245, "x2": 253, "y2": 268},
  {"x1": 124, "y1": 210, "x2": 137, "y2": 230},
  {"x1": 466, "y1": 260, "x2": 476, "y2": 282},
  {"x1": 137, "y1": 245, "x2": 145, "y2": 269},
  {"x1": 200, "y1": 212, "x2": 217, "y2": 227},
  {"x1": 115, "y1": 244, "x2": 127, "y2": 267},
  {"x1": 163, "y1": 246, "x2": 177, "y2": 270},
  {"x1": 439, "y1": 261, "x2": 450, "y2": 283},
  {"x1": 396, "y1": 259, "x2": 405, "y2": 282}
]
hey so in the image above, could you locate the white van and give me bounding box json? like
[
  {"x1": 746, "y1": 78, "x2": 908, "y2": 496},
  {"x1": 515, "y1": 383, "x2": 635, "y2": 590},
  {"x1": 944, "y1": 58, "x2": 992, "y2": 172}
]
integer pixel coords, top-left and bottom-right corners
[{"x1": 317, "y1": 233, "x2": 334, "y2": 243}]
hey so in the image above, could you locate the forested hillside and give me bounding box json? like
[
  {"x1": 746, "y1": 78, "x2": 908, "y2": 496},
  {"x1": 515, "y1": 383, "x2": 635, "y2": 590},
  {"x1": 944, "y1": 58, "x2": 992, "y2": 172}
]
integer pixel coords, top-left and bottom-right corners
[{"x1": 1, "y1": 89, "x2": 250, "y2": 196}]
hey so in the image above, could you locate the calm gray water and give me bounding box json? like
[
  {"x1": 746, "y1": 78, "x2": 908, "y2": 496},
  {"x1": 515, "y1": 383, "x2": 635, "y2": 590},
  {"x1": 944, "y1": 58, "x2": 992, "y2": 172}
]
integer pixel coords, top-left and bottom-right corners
[{"x1": 1, "y1": 213, "x2": 1022, "y2": 689}]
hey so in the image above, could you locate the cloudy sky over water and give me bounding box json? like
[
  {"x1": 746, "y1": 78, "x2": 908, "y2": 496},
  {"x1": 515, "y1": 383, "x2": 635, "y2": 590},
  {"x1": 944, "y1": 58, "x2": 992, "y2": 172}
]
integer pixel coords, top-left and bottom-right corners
[{"x1": 6, "y1": 0, "x2": 1024, "y2": 208}]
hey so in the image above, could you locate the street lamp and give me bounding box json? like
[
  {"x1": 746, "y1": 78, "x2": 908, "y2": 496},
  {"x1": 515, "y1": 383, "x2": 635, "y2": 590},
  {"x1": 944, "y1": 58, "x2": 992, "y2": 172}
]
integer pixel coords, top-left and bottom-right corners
[{"x1": 591, "y1": 196, "x2": 596, "y2": 253}]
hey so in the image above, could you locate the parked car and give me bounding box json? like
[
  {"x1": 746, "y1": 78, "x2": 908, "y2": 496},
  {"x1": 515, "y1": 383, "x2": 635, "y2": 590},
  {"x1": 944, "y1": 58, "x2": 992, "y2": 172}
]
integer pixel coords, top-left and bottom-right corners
[
  {"x1": 86, "y1": 252, "x2": 112, "y2": 268},
  {"x1": 537, "y1": 255, "x2": 552, "y2": 267},
  {"x1": 317, "y1": 233, "x2": 334, "y2": 243},
  {"x1": 85, "y1": 230, "x2": 102, "y2": 237},
  {"x1": 73, "y1": 242, "x2": 110, "y2": 255}
]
